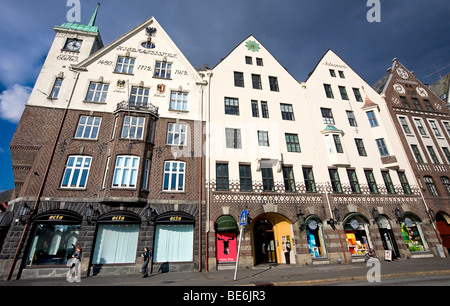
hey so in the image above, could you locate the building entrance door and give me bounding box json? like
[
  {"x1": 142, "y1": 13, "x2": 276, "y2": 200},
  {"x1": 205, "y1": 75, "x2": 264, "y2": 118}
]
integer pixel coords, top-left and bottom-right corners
[{"x1": 253, "y1": 218, "x2": 276, "y2": 264}]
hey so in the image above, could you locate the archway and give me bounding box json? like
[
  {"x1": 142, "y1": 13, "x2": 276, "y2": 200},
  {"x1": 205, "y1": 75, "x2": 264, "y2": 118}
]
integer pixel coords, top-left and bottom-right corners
[
  {"x1": 436, "y1": 211, "x2": 450, "y2": 252},
  {"x1": 375, "y1": 214, "x2": 400, "y2": 259},
  {"x1": 343, "y1": 212, "x2": 371, "y2": 256}
]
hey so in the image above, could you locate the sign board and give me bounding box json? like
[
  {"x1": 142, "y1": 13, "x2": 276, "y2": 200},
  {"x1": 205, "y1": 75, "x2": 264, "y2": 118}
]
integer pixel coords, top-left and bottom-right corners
[
  {"x1": 384, "y1": 250, "x2": 392, "y2": 261},
  {"x1": 239, "y1": 210, "x2": 248, "y2": 226}
]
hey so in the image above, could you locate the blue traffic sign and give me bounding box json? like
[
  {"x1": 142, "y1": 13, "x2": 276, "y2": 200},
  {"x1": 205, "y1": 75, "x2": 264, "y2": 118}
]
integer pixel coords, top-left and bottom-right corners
[{"x1": 239, "y1": 210, "x2": 248, "y2": 226}]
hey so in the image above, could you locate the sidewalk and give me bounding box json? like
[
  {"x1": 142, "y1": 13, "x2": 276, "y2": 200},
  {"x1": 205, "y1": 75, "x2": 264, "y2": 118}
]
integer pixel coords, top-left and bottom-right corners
[{"x1": 2, "y1": 256, "x2": 450, "y2": 286}]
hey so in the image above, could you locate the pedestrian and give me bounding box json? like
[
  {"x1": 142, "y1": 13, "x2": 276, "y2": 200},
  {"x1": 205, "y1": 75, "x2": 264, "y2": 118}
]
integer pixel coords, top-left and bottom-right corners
[
  {"x1": 140, "y1": 247, "x2": 151, "y2": 278},
  {"x1": 67, "y1": 245, "x2": 82, "y2": 282}
]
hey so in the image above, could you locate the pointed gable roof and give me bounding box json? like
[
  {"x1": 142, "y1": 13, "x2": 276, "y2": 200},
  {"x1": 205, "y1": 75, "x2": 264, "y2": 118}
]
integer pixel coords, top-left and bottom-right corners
[{"x1": 56, "y1": 3, "x2": 101, "y2": 34}]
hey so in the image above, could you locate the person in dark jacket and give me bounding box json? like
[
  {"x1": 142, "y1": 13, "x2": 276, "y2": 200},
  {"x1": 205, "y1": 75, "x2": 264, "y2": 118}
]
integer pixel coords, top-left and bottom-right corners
[
  {"x1": 140, "y1": 247, "x2": 151, "y2": 278},
  {"x1": 67, "y1": 245, "x2": 82, "y2": 282}
]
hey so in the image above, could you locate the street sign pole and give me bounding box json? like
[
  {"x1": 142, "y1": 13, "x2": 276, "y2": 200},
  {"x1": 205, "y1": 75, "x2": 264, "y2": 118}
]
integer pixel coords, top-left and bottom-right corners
[{"x1": 234, "y1": 210, "x2": 248, "y2": 281}]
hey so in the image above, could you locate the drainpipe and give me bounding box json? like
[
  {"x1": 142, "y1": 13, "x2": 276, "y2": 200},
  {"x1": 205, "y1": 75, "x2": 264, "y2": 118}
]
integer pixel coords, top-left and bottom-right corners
[{"x1": 7, "y1": 70, "x2": 80, "y2": 280}]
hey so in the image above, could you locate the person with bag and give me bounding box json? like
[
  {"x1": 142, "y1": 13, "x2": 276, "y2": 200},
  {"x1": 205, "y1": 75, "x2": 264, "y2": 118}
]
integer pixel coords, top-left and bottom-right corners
[
  {"x1": 140, "y1": 247, "x2": 151, "y2": 278},
  {"x1": 66, "y1": 245, "x2": 82, "y2": 282}
]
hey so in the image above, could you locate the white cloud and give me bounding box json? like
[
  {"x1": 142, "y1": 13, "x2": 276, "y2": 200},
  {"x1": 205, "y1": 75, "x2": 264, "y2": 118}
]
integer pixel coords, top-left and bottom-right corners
[{"x1": 0, "y1": 84, "x2": 32, "y2": 123}]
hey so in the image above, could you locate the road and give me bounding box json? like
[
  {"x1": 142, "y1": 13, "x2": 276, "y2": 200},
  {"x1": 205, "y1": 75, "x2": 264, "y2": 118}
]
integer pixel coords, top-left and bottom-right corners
[{"x1": 327, "y1": 273, "x2": 450, "y2": 286}]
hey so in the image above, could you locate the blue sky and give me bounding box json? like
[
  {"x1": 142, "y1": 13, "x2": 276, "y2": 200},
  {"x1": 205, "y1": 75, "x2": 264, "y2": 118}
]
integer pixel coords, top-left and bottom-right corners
[{"x1": 0, "y1": 0, "x2": 449, "y2": 193}]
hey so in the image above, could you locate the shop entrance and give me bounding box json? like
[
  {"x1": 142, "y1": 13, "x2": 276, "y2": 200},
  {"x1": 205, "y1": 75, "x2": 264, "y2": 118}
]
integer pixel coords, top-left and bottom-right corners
[
  {"x1": 436, "y1": 212, "x2": 450, "y2": 253},
  {"x1": 376, "y1": 215, "x2": 400, "y2": 260},
  {"x1": 253, "y1": 219, "x2": 276, "y2": 264}
]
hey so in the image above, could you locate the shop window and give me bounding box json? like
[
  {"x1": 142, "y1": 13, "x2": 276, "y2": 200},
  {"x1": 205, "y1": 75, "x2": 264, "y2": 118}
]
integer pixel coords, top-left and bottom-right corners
[
  {"x1": 400, "y1": 215, "x2": 428, "y2": 252},
  {"x1": 215, "y1": 215, "x2": 238, "y2": 263},
  {"x1": 306, "y1": 217, "x2": 326, "y2": 258},
  {"x1": 344, "y1": 214, "x2": 371, "y2": 256},
  {"x1": 154, "y1": 224, "x2": 194, "y2": 262}
]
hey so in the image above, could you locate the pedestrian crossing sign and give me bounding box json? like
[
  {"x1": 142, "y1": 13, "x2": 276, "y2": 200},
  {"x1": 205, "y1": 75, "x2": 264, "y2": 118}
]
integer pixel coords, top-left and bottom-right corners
[{"x1": 239, "y1": 210, "x2": 248, "y2": 226}]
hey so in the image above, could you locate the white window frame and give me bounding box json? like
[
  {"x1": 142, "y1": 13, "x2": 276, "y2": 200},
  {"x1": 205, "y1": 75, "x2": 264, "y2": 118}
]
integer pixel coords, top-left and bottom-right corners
[
  {"x1": 86, "y1": 82, "x2": 109, "y2": 103},
  {"x1": 121, "y1": 116, "x2": 145, "y2": 140},
  {"x1": 170, "y1": 91, "x2": 188, "y2": 111},
  {"x1": 115, "y1": 56, "x2": 135, "y2": 74},
  {"x1": 154, "y1": 61, "x2": 172, "y2": 79},
  {"x1": 130, "y1": 86, "x2": 150, "y2": 106},
  {"x1": 61, "y1": 155, "x2": 92, "y2": 189},
  {"x1": 112, "y1": 156, "x2": 140, "y2": 188},
  {"x1": 163, "y1": 161, "x2": 185, "y2": 192},
  {"x1": 75, "y1": 116, "x2": 102, "y2": 139},
  {"x1": 167, "y1": 123, "x2": 187, "y2": 146},
  {"x1": 49, "y1": 77, "x2": 63, "y2": 99}
]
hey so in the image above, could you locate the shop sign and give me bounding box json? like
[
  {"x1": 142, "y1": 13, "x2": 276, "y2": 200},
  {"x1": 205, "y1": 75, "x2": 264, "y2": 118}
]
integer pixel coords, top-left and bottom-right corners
[
  {"x1": 308, "y1": 220, "x2": 318, "y2": 230},
  {"x1": 350, "y1": 219, "x2": 359, "y2": 229},
  {"x1": 156, "y1": 212, "x2": 195, "y2": 224},
  {"x1": 111, "y1": 216, "x2": 125, "y2": 221},
  {"x1": 48, "y1": 215, "x2": 64, "y2": 221}
]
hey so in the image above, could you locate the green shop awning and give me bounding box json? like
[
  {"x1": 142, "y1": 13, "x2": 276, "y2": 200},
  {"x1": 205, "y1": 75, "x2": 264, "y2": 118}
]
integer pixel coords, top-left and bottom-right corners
[{"x1": 216, "y1": 215, "x2": 238, "y2": 232}]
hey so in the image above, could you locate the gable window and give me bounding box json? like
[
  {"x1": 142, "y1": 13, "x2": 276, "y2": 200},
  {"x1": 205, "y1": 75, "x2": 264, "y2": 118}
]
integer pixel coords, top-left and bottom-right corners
[
  {"x1": 269, "y1": 76, "x2": 279, "y2": 91},
  {"x1": 245, "y1": 56, "x2": 252, "y2": 65},
  {"x1": 216, "y1": 163, "x2": 229, "y2": 191},
  {"x1": 121, "y1": 116, "x2": 145, "y2": 140},
  {"x1": 382, "y1": 170, "x2": 395, "y2": 194},
  {"x1": 280, "y1": 103, "x2": 294, "y2": 120},
  {"x1": 324, "y1": 84, "x2": 334, "y2": 98},
  {"x1": 338, "y1": 86, "x2": 349, "y2": 100},
  {"x1": 353, "y1": 88, "x2": 363, "y2": 102},
  {"x1": 376, "y1": 138, "x2": 389, "y2": 156},
  {"x1": 364, "y1": 169, "x2": 378, "y2": 194},
  {"x1": 411, "y1": 98, "x2": 422, "y2": 110},
  {"x1": 429, "y1": 120, "x2": 441, "y2": 137},
  {"x1": 75, "y1": 116, "x2": 101, "y2": 139},
  {"x1": 115, "y1": 56, "x2": 135, "y2": 74},
  {"x1": 239, "y1": 164, "x2": 252, "y2": 191},
  {"x1": 328, "y1": 169, "x2": 342, "y2": 193},
  {"x1": 112, "y1": 155, "x2": 140, "y2": 188},
  {"x1": 282, "y1": 166, "x2": 296, "y2": 192},
  {"x1": 234, "y1": 72, "x2": 244, "y2": 87},
  {"x1": 329, "y1": 69, "x2": 336, "y2": 77},
  {"x1": 61, "y1": 155, "x2": 92, "y2": 188},
  {"x1": 225, "y1": 128, "x2": 242, "y2": 149},
  {"x1": 86, "y1": 82, "x2": 109, "y2": 103},
  {"x1": 258, "y1": 131, "x2": 269, "y2": 146},
  {"x1": 400, "y1": 96, "x2": 410, "y2": 108},
  {"x1": 338, "y1": 71, "x2": 345, "y2": 78},
  {"x1": 256, "y1": 58, "x2": 263, "y2": 66},
  {"x1": 252, "y1": 74, "x2": 262, "y2": 89},
  {"x1": 424, "y1": 100, "x2": 434, "y2": 112},
  {"x1": 170, "y1": 91, "x2": 188, "y2": 111},
  {"x1": 321, "y1": 108, "x2": 334, "y2": 124},
  {"x1": 130, "y1": 87, "x2": 150, "y2": 106},
  {"x1": 224, "y1": 97, "x2": 239, "y2": 115},
  {"x1": 163, "y1": 161, "x2": 185, "y2": 192},
  {"x1": 302, "y1": 167, "x2": 316, "y2": 193},
  {"x1": 285, "y1": 133, "x2": 300, "y2": 152},
  {"x1": 154, "y1": 61, "x2": 172, "y2": 79},
  {"x1": 167, "y1": 123, "x2": 187, "y2": 146},
  {"x1": 49, "y1": 77, "x2": 63, "y2": 99},
  {"x1": 366, "y1": 110, "x2": 378, "y2": 127}
]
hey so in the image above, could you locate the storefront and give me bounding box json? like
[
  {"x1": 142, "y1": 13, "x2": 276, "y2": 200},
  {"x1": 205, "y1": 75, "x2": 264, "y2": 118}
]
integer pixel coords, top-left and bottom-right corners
[
  {"x1": 343, "y1": 213, "x2": 372, "y2": 256},
  {"x1": 251, "y1": 213, "x2": 295, "y2": 265},
  {"x1": 215, "y1": 215, "x2": 238, "y2": 263},
  {"x1": 375, "y1": 214, "x2": 400, "y2": 260},
  {"x1": 400, "y1": 212, "x2": 429, "y2": 253},
  {"x1": 305, "y1": 215, "x2": 327, "y2": 258},
  {"x1": 153, "y1": 211, "x2": 194, "y2": 263},
  {"x1": 436, "y1": 212, "x2": 450, "y2": 252},
  {"x1": 25, "y1": 210, "x2": 82, "y2": 267},
  {"x1": 92, "y1": 210, "x2": 141, "y2": 265}
]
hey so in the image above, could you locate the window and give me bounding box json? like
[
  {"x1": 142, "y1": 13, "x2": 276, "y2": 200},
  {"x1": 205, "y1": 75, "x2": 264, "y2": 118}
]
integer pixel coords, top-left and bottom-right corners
[
  {"x1": 346, "y1": 169, "x2": 361, "y2": 193},
  {"x1": 162, "y1": 161, "x2": 185, "y2": 191},
  {"x1": 324, "y1": 84, "x2": 334, "y2": 98},
  {"x1": 355, "y1": 138, "x2": 367, "y2": 156},
  {"x1": 427, "y1": 146, "x2": 440, "y2": 164},
  {"x1": 382, "y1": 171, "x2": 395, "y2": 194},
  {"x1": 269, "y1": 76, "x2": 279, "y2": 91},
  {"x1": 338, "y1": 71, "x2": 345, "y2": 78},
  {"x1": 75, "y1": 116, "x2": 101, "y2": 139},
  {"x1": 256, "y1": 58, "x2": 263, "y2": 66},
  {"x1": 49, "y1": 78, "x2": 63, "y2": 99},
  {"x1": 424, "y1": 176, "x2": 439, "y2": 196},
  {"x1": 424, "y1": 100, "x2": 434, "y2": 112},
  {"x1": 338, "y1": 86, "x2": 349, "y2": 100},
  {"x1": 130, "y1": 87, "x2": 150, "y2": 106},
  {"x1": 400, "y1": 96, "x2": 410, "y2": 108},
  {"x1": 239, "y1": 164, "x2": 252, "y2": 191},
  {"x1": 225, "y1": 128, "x2": 242, "y2": 149},
  {"x1": 429, "y1": 120, "x2": 441, "y2": 137},
  {"x1": 216, "y1": 163, "x2": 229, "y2": 191},
  {"x1": 86, "y1": 82, "x2": 109, "y2": 103},
  {"x1": 444, "y1": 122, "x2": 450, "y2": 136},
  {"x1": 399, "y1": 117, "x2": 411, "y2": 134},
  {"x1": 61, "y1": 156, "x2": 92, "y2": 188},
  {"x1": 414, "y1": 119, "x2": 426, "y2": 135},
  {"x1": 252, "y1": 74, "x2": 262, "y2": 89},
  {"x1": 258, "y1": 131, "x2": 269, "y2": 146},
  {"x1": 333, "y1": 135, "x2": 343, "y2": 153},
  {"x1": 251, "y1": 100, "x2": 259, "y2": 117},
  {"x1": 302, "y1": 167, "x2": 316, "y2": 192},
  {"x1": 234, "y1": 72, "x2": 244, "y2": 87},
  {"x1": 280, "y1": 103, "x2": 294, "y2": 120},
  {"x1": 441, "y1": 176, "x2": 450, "y2": 196},
  {"x1": 142, "y1": 159, "x2": 150, "y2": 190},
  {"x1": 366, "y1": 110, "x2": 378, "y2": 127},
  {"x1": 443, "y1": 147, "x2": 450, "y2": 163},
  {"x1": 282, "y1": 166, "x2": 296, "y2": 192},
  {"x1": 121, "y1": 116, "x2": 145, "y2": 140},
  {"x1": 170, "y1": 91, "x2": 188, "y2": 111},
  {"x1": 261, "y1": 167, "x2": 274, "y2": 191},
  {"x1": 411, "y1": 98, "x2": 422, "y2": 110},
  {"x1": 245, "y1": 56, "x2": 252, "y2": 65},
  {"x1": 112, "y1": 156, "x2": 140, "y2": 188},
  {"x1": 376, "y1": 138, "x2": 389, "y2": 156},
  {"x1": 154, "y1": 61, "x2": 172, "y2": 79},
  {"x1": 329, "y1": 69, "x2": 336, "y2": 77},
  {"x1": 154, "y1": 223, "x2": 193, "y2": 262},
  {"x1": 261, "y1": 101, "x2": 269, "y2": 118},
  {"x1": 93, "y1": 224, "x2": 139, "y2": 264},
  {"x1": 397, "y1": 171, "x2": 412, "y2": 194},
  {"x1": 346, "y1": 111, "x2": 357, "y2": 127},
  {"x1": 167, "y1": 123, "x2": 187, "y2": 146},
  {"x1": 411, "y1": 145, "x2": 424, "y2": 163},
  {"x1": 285, "y1": 133, "x2": 300, "y2": 152},
  {"x1": 364, "y1": 170, "x2": 378, "y2": 193},
  {"x1": 224, "y1": 97, "x2": 239, "y2": 115},
  {"x1": 115, "y1": 56, "x2": 135, "y2": 74},
  {"x1": 353, "y1": 88, "x2": 363, "y2": 102},
  {"x1": 328, "y1": 169, "x2": 342, "y2": 193},
  {"x1": 321, "y1": 108, "x2": 334, "y2": 124}
]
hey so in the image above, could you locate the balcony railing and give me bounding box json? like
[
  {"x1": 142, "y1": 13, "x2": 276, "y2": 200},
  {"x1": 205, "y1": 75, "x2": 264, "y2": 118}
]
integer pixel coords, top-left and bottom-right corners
[{"x1": 115, "y1": 100, "x2": 159, "y2": 116}]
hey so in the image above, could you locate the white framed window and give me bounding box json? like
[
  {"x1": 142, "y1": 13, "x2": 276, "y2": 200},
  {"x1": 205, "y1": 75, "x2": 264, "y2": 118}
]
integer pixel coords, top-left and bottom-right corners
[
  {"x1": 86, "y1": 82, "x2": 109, "y2": 103},
  {"x1": 121, "y1": 116, "x2": 145, "y2": 140},
  {"x1": 163, "y1": 161, "x2": 185, "y2": 192},
  {"x1": 112, "y1": 156, "x2": 140, "y2": 188},
  {"x1": 414, "y1": 118, "x2": 427, "y2": 135},
  {"x1": 61, "y1": 156, "x2": 92, "y2": 188},
  {"x1": 167, "y1": 123, "x2": 187, "y2": 146},
  {"x1": 75, "y1": 116, "x2": 102, "y2": 139},
  {"x1": 115, "y1": 56, "x2": 135, "y2": 74},
  {"x1": 366, "y1": 110, "x2": 379, "y2": 127},
  {"x1": 154, "y1": 61, "x2": 172, "y2": 79},
  {"x1": 170, "y1": 91, "x2": 188, "y2": 111},
  {"x1": 225, "y1": 128, "x2": 242, "y2": 149},
  {"x1": 49, "y1": 77, "x2": 63, "y2": 99},
  {"x1": 130, "y1": 87, "x2": 150, "y2": 106},
  {"x1": 376, "y1": 138, "x2": 389, "y2": 156}
]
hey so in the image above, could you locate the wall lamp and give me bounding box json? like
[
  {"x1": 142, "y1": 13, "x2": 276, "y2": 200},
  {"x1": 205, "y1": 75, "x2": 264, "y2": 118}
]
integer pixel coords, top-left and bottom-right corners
[
  {"x1": 427, "y1": 209, "x2": 435, "y2": 222},
  {"x1": 297, "y1": 209, "x2": 306, "y2": 231},
  {"x1": 327, "y1": 207, "x2": 340, "y2": 230},
  {"x1": 86, "y1": 204, "x2": 99, "y2": 225},
  {"x1": 18, "y1": 203, "x2": 30, "y2": 224},
  {"x1": 394, "y1": 207, "x2": 403, "y2": 224},
  {"x1": 371, "y1": 207, "x2": 379, "y2": 224},
  {"x1": 146, "y1": 205, "x2": 158, "y2": 226}
]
